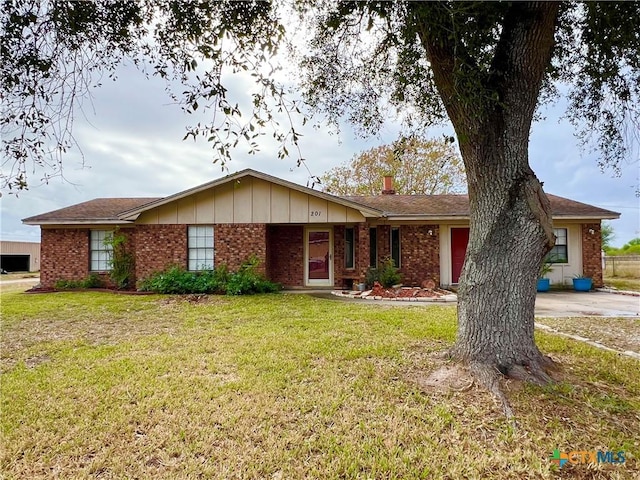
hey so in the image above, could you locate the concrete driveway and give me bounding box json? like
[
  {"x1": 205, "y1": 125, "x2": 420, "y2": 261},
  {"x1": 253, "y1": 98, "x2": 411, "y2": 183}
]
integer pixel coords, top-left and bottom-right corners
[{"x1": 534, "y1": 291, "x2": 639, "y2": 318}]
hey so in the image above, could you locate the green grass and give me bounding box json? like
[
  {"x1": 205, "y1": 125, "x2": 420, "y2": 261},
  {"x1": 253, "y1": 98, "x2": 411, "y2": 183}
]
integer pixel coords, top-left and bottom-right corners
[
  {"x1": 604, "y1": 276, "x2": 640, "y2": 292},
  {"x1": 1, "y1": 290, "x2": 638, "y2": 479}
]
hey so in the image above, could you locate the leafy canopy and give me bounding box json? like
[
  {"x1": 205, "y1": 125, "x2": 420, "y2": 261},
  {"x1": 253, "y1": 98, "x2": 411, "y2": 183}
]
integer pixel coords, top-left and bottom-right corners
[
  {"x1": 2, "y1": 1, "x2": 638, "y2": 192},
  {"x1": 321, "y1": 135, "x2": 466, "y2": 196}
]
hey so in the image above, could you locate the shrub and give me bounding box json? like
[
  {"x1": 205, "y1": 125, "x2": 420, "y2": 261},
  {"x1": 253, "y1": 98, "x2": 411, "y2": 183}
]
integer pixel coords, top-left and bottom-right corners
[
  {"x1": 224, "y1": 255, "x2": 281, "y2": 295},
  {"x1": 82, "y1": 273, "x2": 104, "y2": 288},
  {"x1": 105, "y1": 230, "x2": 134, "y2": 289},
  {"x1": 366, "y1": 256, "x2": 402, "y2": 288},
  {"x1": 55, "y1": 274, "x2": 104, "y2": 290},
  {"x1": 137, "y1": 266, "x2": 203, "y2": 294},
  {"x1": 138, "y1": 257, "x2": 279, "y2": 295}
]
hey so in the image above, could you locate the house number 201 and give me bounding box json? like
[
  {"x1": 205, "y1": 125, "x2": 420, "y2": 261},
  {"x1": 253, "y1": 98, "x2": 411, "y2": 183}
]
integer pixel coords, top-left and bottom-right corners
[{"x1": 310, "y1": 210, "x2": 322, "y2": 216}]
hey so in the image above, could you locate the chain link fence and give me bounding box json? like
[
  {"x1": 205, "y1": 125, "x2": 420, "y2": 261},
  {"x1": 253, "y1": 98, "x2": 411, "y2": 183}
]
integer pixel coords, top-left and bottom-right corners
[{"x1": 604, "y1": 255, "x2": 640, "y2": 278}]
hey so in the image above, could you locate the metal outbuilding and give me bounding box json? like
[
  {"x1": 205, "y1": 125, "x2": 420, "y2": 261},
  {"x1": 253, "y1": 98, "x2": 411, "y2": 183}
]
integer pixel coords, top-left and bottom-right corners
[{"x1": 0, "y1": 241, "x2": 40, "y2": 272}]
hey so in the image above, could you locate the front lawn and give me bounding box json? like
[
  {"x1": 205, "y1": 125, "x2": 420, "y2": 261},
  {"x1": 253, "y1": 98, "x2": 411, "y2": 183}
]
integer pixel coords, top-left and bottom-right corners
[{"x1": 1, "y1": 290, "x2": 638, "y2": 479}]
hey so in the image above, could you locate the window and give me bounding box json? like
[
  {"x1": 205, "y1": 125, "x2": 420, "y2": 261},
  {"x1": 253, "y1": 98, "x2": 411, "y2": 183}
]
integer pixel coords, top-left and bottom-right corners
[
  {"x1": 391, "y1": 227, "x2": 401, "y2": 267},
  {"x1": 546, "y1": 228, "x2": 568, "y2": 263},
  {"x1": 345, "y1": 227, "x2": 355, "y2": 269},
  {"x1": 188, "y1": 225, "x2": 214, "y2": 271},
  {"x1": 369, "y1": 227, "x2": 377, "y2": 268},
  {"x1": 90, "y1": 230, "x2": 113, "y2": 272}
]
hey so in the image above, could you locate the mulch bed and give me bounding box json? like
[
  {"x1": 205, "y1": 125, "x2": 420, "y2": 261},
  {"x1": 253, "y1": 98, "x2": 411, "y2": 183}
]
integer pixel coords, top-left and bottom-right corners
[{"x1": 335, "y1": 281, "x2": 456, "y2": 301}]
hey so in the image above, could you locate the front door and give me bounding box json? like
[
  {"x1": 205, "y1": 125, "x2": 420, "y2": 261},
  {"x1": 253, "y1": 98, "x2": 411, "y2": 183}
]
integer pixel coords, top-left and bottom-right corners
[
  {"x1": 305, "y1": 228, "x2": 333, "y2": 286},
  {"x1": 451, "y1": 227, "x2": 470, "y2": 284}
]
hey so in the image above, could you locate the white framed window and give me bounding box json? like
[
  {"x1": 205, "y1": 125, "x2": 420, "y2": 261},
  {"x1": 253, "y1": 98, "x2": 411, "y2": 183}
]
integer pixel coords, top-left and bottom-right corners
[
  {"x1": 546, "y1": 228, "x2": 568, "y2": 263},
  {"x1": 90, "y1": 230, "x2": 113, "y2": 272},
  {"x1": 188, "y1": 225, "x2": 214, "y2": 271}
]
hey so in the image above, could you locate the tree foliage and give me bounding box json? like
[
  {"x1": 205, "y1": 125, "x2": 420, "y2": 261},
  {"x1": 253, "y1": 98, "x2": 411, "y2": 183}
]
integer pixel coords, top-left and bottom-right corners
[
  {"x1": 601, "y1": 221, "x2": 615, "y2": 252},
  {"x1": 1, "y1": 0, "x2": 301, "y2": 191},
  {"x1": 607, "y1": 237, "x2": 640, "y2": 256},
  {"x1": 2, "y1": 2, "x2": 638, "y2": 193},
  {"x1": 300, "y1": 2, "x2": 639, "y2": 170},
  {"x1": 320, "y1": 135, "x2": 465, "y2": 196}
]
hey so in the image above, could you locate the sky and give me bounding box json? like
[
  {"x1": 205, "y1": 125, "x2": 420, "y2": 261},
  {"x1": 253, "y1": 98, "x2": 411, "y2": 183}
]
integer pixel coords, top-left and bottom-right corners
[{"x1": 1, "y1": 61, "x2": 639, "y2": 248}]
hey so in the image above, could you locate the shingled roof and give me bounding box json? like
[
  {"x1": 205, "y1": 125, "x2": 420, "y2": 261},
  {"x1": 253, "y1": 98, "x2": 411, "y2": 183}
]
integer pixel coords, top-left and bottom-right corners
[
  {"x1": 342, "y1": 193, "x2": 620, "y2": 219},
  {"x1": 22, "y1": 169, "x2": 619, "y2": 225},
  {"x1": 22, "y1": 198, "x2": 161, "y2": 224}
]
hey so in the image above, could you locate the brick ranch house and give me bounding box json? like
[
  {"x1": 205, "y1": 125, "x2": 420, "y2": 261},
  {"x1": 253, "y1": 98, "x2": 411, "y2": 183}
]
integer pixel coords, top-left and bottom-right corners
[{"x1": 23, "y1": 169, "x2": 619, "y2": 290}]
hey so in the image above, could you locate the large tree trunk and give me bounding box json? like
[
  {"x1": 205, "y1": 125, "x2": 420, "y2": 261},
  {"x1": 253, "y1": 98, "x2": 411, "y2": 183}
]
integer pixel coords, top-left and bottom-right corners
[
  {"x1": 412, "y1": 2, "x2": 561, "y2": 399},
  {"x1": 451, "y1": 128, "x2": 556, "y2": 387}
]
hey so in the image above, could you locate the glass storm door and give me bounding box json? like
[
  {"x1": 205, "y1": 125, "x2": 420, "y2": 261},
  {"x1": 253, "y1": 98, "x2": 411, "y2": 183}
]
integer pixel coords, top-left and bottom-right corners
[{"x1": 306, "y1": 229, "x2": 333, "y2": 286}]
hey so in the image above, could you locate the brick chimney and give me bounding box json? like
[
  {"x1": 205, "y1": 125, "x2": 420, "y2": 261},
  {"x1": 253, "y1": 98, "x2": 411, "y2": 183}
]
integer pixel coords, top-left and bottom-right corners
[{"x1": 382, "y1": 175, "x2": 396, "y2": 195}]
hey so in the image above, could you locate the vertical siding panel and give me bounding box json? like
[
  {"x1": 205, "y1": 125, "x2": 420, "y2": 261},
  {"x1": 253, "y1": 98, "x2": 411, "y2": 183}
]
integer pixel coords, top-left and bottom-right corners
[
  {"x1": 252, "y1": 179, "x2": 271, "y2": 223},
  {"x1": 214, "y1": 183, "x2": 234, "y2": 223},
  {"x1": 195, "y1": 191, "x2": 215, "y2": 224},
  {"x1": 157, "y1": 203, "x2": 178, "y2": 224},
  {"x1": 327, "y1": 204, "x2": 347, "y2": 223},
  {"x1": 271, "y1": 184, "x2": 290, "y2": 223},
  {"x1": 346, "y1": 208, "x2": 366, "y2": 223},
  {"x1": 177, "y1": 197, "x2": 195, "y2": 224},
  {"x1": 308, "y1": 197, "x2": 328, "y2": 223},
  {"x1": 233, "y1": 178, "x2": 253, "y2": 223},
  {"x1": 289, "y1": 191, "x2": 308, "y2": 223}
]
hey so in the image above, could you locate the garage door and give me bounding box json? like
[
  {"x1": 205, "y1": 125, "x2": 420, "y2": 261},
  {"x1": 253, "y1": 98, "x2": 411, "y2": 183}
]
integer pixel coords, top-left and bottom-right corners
[{"x1": 0, "y1": 255, "x2": 30, "y2": 272}]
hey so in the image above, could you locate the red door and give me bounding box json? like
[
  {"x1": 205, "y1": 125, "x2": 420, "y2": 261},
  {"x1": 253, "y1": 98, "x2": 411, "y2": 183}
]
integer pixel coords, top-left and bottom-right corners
[{"x1": 451, "y1": 228, "x2": 470, "y2": 284}]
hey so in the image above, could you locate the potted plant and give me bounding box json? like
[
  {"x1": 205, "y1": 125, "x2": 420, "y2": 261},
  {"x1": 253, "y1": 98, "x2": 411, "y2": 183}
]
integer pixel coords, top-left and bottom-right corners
[
  {"x1": 572, "y1": 274, "x2": 592, "y2": 292},
  {"x1": 537, "y1": 259, "x2": 553, "y2": 292}
]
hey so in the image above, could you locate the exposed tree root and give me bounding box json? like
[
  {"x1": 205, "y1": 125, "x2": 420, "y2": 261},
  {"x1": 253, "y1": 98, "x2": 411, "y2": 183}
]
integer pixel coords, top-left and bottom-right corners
[
  {"x1": 465, "y1": 353, "x2": 560, "y2": 420},
  {"x1": 417, "y1": 349, "x2": 561, "y2": 421},
  {"x1": 469, "y1": 362, "x2": 515, "y2": 419}
]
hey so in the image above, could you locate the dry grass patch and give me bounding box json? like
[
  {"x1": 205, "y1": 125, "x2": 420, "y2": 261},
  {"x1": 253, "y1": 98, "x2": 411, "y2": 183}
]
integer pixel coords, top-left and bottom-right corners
[
  {"x1": 537, "y1": 317, "x2": 640, "y2": 354},
  {"x1": 604, "y1": 277, "x2": 640, "y2": 292},
  {"x1": 1, "y1": 290, "x2": 638, "y2": 479}
]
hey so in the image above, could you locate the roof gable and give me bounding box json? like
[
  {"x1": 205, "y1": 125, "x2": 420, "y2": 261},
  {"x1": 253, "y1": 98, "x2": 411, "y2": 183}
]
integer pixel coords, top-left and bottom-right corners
[{"x1": 119, "y1": 169, "x2": 383, "y2": 222}]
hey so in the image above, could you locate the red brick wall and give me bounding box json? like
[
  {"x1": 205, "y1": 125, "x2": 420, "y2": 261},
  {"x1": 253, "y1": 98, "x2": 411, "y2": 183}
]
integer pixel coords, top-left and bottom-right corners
[
  {"x1": 582, "y1": 222, "x2": 603, "y2": 288},
  {"x1": 215, "y1": 224, "x2": 267, "y2": 274},
  {"x1": 377, "y1": 225, "x2": 391, "y2": 261},
  {"x1": 356, "y1": 224, "x2": 370, "y2": 281},
  {"x1": 333, "y1": 224, "x2": 372, "y2": 288},
  {"x1": 267, "y1": 225, "x2": 303, "y2": 286},
  {"x1": 40, "y1": 228, "x2": 90, "y2": 288},
  {"x1": 39, "y1": 222, "x2": 442, "y2": 290},
  {"x1": 399, "y1": 225, "x2": 440, "y2": 286},
  {"x1": 133, "y1": 224, "x2": 188, "y2": 282}
]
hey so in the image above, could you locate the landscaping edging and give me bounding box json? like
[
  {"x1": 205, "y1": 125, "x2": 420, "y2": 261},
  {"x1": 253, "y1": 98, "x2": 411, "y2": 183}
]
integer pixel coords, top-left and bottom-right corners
[
  {"x1": 535, "y1": 322, "x2": 640, "y2": 360},
  {"x1": 331, "y1": 286, "x2": 457, "y2": 303},
  {"x1": 596, "y1": 287, "x2": 640, "y2": 297}
]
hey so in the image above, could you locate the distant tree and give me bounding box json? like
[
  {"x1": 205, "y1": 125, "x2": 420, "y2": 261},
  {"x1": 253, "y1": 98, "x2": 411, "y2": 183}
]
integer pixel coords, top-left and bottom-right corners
[
  {"x1": 621, "y1": 238, "x2": 640, "y2": 255},
  {"x1": 321, "y1": 136, "x2": 465, "y2": 196},
  {"x1": 601, "y1": 222, "x2": 616, "y2": 252}
]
